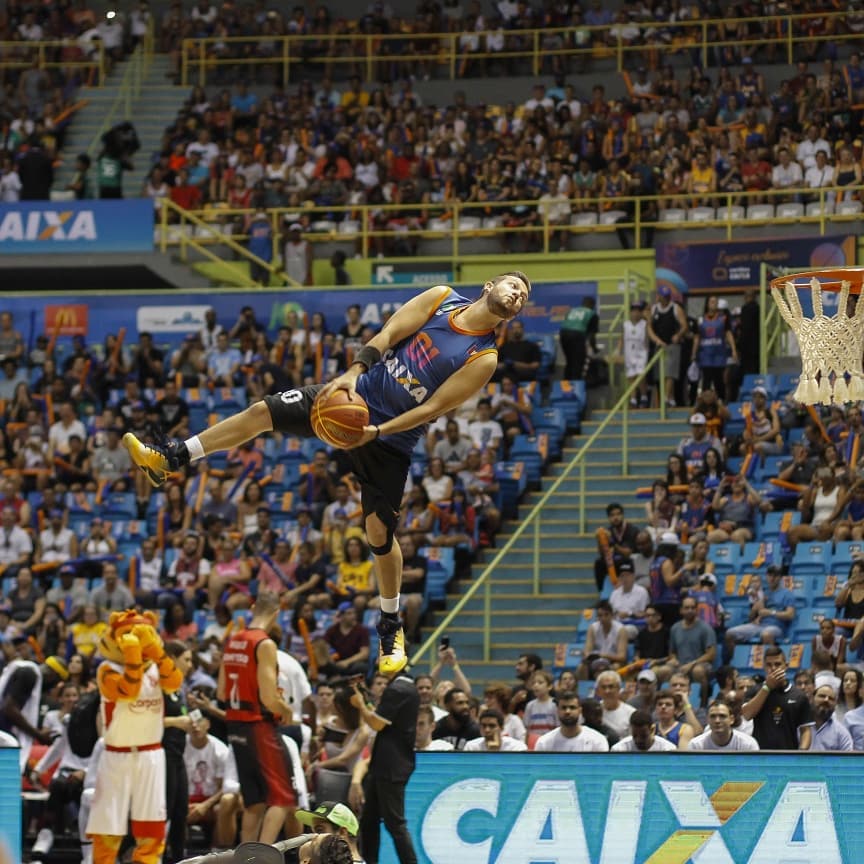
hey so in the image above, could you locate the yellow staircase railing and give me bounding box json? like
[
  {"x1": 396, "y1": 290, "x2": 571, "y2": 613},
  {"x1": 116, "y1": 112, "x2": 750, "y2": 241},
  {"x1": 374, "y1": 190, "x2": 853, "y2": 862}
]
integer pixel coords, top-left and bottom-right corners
[{"x1": 412, "y1": 348, "x2": 667, "y2": 668}]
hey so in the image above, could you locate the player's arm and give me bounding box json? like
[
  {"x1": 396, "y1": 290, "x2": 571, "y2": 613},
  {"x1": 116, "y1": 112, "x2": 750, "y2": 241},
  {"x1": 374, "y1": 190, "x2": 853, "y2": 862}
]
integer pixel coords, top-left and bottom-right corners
[
  {"x1": 318, "y1": 286, "x2": 450, "y2": 400},
  {"x1": 256, "y1": 638, "x2": 292, "y2": 720},
  {"x1": 353, "y1": 353, "x2": 498, "y2": 446}
]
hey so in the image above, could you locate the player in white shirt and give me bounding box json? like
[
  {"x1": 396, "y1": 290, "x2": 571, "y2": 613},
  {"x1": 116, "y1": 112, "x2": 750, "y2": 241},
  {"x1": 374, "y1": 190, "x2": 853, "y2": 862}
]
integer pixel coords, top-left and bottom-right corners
[
  {"x1": 533, "y1": 693, "x2": 610, "y2": 752},
  {"x1": 416, "y1": 706, "x2": 454, "y2": 751},
  {"x1": 611, "y1": 711, "x2": 678, "y2": 751},
  {"x1": 184, "y1": 715, "x2": 241, "y2": 848},
  {"x1": 688, "y1": 699, "x2": 759, "y2": 751},
  {"x1": 463, "y1": 709, "x2": 528, "y2": 751},
  {"x1": 616, "y1": 301, "x2": 650, "y2": 407}
]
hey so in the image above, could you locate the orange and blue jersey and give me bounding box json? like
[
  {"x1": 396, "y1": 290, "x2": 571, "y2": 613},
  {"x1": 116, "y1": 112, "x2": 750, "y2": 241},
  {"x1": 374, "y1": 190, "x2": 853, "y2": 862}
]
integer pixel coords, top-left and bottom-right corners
[{"x1": 356, "y1": 287, "x2": 497, "y2": 455}]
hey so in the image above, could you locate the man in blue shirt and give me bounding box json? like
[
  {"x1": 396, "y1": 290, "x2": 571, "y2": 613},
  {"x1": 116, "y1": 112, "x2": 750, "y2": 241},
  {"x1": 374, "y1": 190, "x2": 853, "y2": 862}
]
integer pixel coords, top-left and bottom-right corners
[
  {"x1": 724, "y1": 566, "x2": 796, "y2": 660},
  {"x1": 206, "y1": 331, "x2": 242, "y2": 386},
  {"x1": 811, "y1": 685, "x2": 853, "y2": 751}
]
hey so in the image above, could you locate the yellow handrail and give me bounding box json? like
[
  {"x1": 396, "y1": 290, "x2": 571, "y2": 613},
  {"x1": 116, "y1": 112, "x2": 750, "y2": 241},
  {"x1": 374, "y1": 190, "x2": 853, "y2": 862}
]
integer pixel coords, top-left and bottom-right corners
[
  {"x1": 179, "y1": 11, "x2": 861, "y2": 84},
  {"x1": 0, "y1": 40, "x2": 105, "y2": 83},
  {"x1": 159, "y1": 198, "x2": 300, "y2": 287},
  {"x1": 412, "y1": 348, "x2": 667, "y2": 668},
  {"x1": 159, "y1": 184, "x2": 864, "y2": 255}
]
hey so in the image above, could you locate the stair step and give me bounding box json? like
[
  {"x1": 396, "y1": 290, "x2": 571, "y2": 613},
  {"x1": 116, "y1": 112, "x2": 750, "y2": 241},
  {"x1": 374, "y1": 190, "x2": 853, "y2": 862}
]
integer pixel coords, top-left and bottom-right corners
[
  {"x1": 448, "y1": 594, "x2": 592, "y2": 612},
  {"x1": 433, "y1": 610, "x2": 581, "y2": 627}
]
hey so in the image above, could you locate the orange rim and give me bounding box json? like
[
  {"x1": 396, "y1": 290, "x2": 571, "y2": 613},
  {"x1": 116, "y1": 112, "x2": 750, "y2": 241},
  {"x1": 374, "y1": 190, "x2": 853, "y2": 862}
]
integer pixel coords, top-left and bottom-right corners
[{"x1": 769, "y1": 267, "x2": 864, "y2": 294}]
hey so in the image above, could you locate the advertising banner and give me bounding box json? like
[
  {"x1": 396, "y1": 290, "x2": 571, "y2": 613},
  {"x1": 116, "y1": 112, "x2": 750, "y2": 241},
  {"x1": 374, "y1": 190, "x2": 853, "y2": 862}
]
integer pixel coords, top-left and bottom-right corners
[
  {"x1": 5, "y1": 281, "x2": 594, "y2": 347},
  {"x1": 0, "y1": 200, "x2": 153, "y2": 254},
  {"x1": 45, "y1": 303, "x2": 89, "y2": 336},
  {"x1": 378, "y1": 752, "x2": 864, "y2": 864},
  {"x1": 372, "y1": 261, "x2": 455, "y2": 285},
  {"x1": 656, "y1": 235, "x2": 855, "y2": 295},
  {"x1": 0, "y1": 748, "x2": 21, "y2": 863}
]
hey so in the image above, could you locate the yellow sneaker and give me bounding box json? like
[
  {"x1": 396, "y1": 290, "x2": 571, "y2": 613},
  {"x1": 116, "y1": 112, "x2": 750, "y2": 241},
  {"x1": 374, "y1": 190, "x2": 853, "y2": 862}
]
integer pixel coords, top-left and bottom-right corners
[
  {"x1": 122, "y1": 433, "x2": 182, "y2": 488},
  {"x1": 376, "y1": 618, "x2": 408, "y2": 675}
]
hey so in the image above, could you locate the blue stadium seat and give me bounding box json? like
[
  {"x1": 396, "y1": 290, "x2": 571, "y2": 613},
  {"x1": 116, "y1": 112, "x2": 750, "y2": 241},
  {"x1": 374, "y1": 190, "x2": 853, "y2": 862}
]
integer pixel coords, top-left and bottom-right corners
[
  {"x1": 776, "y1": 373, "x2": 800, "y2": 399},
  {"x1": 549, "y1": 381, "x2": 586, "y2": 432},
  {"x1": 760, "y1": 510, "x2": 801, "y2": 543},
  {"x1": 551, "y1": 642, "x2": 584, "y2": 671},
  {"x1": 211, "y1": 387, "x2": 247, "y2": 412},
  {"x1": 832, "y1": 542, "x2": 864, "y2": 573},
  {"x1": 789, "y1": 542, "x2": 830, "y2": 577},
  {"x1": 740, "y1": 374, "x2": 777, "y2": 399},
  {"x1": 707, "y1": 543, "x2": 739, "y2": 576},
  {"x1": 790, "y1": 608, "x2": 824, "y2": 642},
  {"x1": 755, "y1": 455, "x2": 786, "y2": 482},
  {"x1": 100, "y1": 492, "x2": 137, "y2": 520},
  {"x1": 739, "y1": 542, "x2": 780, "y2": 573},
  {"x1": 810, "y1": 575, "x2": 841, "y2": 611},
  {"x1": 494, "y1": 461, "x2": 528, "y2": 516},
  {"x1": 509, "y1": 435, "x2": 547, "y2": 484}
]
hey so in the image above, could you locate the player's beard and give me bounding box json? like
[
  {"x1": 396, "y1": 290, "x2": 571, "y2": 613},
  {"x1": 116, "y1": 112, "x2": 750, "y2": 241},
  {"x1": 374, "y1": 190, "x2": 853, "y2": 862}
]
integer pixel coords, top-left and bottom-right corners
[{"x1": 486, "y1": 291, "x2": 517, "y2": 320}]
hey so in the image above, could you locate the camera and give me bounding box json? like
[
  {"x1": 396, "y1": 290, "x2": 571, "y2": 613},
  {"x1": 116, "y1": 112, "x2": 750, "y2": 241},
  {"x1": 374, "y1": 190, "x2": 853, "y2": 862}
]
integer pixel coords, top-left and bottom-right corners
[
  {"x1": 439, "y1": 636, "x2": 450, "y2": 651},
  {"x1": 101, "y1": 122, "x2": 140, "y2": 160}
]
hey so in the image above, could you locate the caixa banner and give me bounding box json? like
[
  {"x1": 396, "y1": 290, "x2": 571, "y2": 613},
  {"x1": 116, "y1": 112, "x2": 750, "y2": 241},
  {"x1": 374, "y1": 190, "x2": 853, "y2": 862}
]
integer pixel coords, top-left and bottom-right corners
[
  {"x1": 0, "y1": 200, "x2": 153, "y2": 254},
  {"x1": 378, "y1": 753, "x2": 863, "y2": 864}
]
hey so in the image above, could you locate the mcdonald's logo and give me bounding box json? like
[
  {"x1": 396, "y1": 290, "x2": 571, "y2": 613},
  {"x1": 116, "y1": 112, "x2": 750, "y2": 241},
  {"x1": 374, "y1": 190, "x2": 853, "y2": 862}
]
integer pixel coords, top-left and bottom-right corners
[{"x1": 45, "y1": 304, "x2": 88, "y2": 337}]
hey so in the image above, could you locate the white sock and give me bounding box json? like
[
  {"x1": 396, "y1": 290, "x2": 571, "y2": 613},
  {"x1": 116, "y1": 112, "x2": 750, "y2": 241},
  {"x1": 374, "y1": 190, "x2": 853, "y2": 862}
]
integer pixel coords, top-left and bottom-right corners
[
  {"x1": 380, "y1": 595, "x2": 400, "y2": 615},
  {"x1": 184, "y1": 435, "x2": 205, "y2": 462}
]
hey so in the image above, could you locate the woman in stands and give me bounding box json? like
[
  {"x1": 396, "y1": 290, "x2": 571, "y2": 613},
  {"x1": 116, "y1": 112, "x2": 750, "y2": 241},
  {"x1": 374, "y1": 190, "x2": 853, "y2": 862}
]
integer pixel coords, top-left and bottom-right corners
[
  {"x1": 786, "y1": 467, "x2": 845, "y2": 549},
  {"x1": 675, "y1": 536, "x2": 714, "y2": 589},
  {"x1": 832, "y1": 476, "x2": 864, "y2": 542},
  {"x1": 329, "y1": 535, "x2": 377, "y2": 613},
  {"x1": 700, "y1": 447, "x2": 725, "y2": 490},
  {"x1": 645, "y1": 479, "x2": 678, "y2": 541},
  {"x1": 208, "y1": 533, "x2": 251, "y2": 611},
  {"x1": 7, "y1": 566, "x2": 45, "y2": 634},
  {"x1": 835, "y1": 670, "x2": 864, "y2": 721},
  {"x1": 707, "y1": 475, "x2": 766, "y2": 546},
  {"x1": 422, "y1": 457, "x2": 454, "y2": 505},
  {"x1": 307, "y1": 685, "x2": 369, "y2": 803},
  {"x1": 66, "y1": 653, "x2": 91, "y2": 690},
  {"x1": 161, "y1": 482, "x2": 192, "y2": 548},
  {"x1": 397, "y1": 485, "x2": 435, "y2": 548},
  {"x1": 811, "y1": 618, "x2": 846, "y2": 672},
  {"x1": 161, "y1": 600, "x2": 198, "y2": 643},
  {"x1": 235, "y1": 479, "x2": 264, "y2": 536},
  {"x1": 835, "y1": 561, "x2": 864, "y2": 620},
  {"x1": 835, "y1": 146, "x2": 862, "y2": 202}
]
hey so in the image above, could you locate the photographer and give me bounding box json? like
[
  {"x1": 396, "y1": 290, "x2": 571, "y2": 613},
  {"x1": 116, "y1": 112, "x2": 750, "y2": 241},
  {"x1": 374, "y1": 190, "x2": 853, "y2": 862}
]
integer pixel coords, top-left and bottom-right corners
[{"x1": 349, "y1": 670, "x2": 419, "y2": 864}]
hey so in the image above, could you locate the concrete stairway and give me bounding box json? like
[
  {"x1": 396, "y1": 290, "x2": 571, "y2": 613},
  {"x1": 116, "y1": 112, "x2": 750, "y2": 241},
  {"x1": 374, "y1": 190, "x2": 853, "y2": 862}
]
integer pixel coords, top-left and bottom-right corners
[
  {"x1": 429, "y1": 408, "x2": 690, "y2": 685},
  {"x1": 54, "y1": 53, "x2": 187, "y2": 195}
]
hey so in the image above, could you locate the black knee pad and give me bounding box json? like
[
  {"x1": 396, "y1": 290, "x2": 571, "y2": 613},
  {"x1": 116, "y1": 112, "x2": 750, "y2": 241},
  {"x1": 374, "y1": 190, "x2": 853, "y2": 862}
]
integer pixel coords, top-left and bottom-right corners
[{"x1": 368, "y1": 524, "x2": 395, "y2": 557}]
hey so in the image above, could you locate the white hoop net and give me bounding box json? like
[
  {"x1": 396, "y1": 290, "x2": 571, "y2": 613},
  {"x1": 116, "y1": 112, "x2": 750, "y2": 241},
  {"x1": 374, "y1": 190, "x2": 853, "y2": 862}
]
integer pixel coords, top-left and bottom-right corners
[{"x1": 772, "y1": 276, "x2": 864, "y2": 405}]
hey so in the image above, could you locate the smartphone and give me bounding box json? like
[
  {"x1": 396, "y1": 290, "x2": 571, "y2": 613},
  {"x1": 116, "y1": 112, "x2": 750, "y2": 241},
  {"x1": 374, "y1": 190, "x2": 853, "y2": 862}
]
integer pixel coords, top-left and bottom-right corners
[
  {"x1": 189, "y1": 708, "x2": 203, "y2": 723},
  {"x1": 440, "y1": 636, "x2": 450, "y2": 651}
]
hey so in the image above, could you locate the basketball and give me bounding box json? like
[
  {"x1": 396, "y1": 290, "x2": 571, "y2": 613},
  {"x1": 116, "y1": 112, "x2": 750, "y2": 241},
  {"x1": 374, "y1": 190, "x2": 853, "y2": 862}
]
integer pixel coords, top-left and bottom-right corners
[{"x1": 311, "y1": 388, "x2": 370, "y2": 448}]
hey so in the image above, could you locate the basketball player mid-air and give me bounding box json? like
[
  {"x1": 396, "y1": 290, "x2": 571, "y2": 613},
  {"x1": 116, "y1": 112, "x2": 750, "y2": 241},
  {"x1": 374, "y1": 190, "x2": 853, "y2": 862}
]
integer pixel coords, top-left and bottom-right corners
[{"x1": 124, "y1": 271, "x2": 532, "y2": 673}]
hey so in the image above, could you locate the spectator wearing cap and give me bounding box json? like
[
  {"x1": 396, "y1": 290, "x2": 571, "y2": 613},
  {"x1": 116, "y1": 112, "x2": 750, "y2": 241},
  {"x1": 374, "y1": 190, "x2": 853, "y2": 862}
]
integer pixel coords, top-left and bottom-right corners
[
  {"x1": 628, "y1": 668, "x2": 659, "y2": 712},
  {"x1": 650, "y1": 531, "x2": 684, "y2": 630},
  {"x1": 742, "y1": 386, "x2": 783, "y2": 458},
  {"x1": 648, "y1": 286, "x2": 688, "y2": 408},
  {"x1": 614, "y1": 300, "x2": 650, "y2": 407},
  {"x1": 322, "y1": 603, "x2": 370, "y2": 677},
  {"x1": 677, "y1": 413, "x2": 724, "y2": 477},
  {"x1": 578, "y1": 600, "x2": 629, "y2": 680},
  {"x1": 283, "y1": 222, "x2": 313, "y2": 286},
  {"x1": 690, "y1": 295, "x2": 737, "y2": 401},
  {"x1": 609, "y1": 562, "x2": 649, "y2": 639},
  {"x1": 88, "y1": 561, "x2": 134, "y2": 617},
  {"x1": 668, "y1": 596, "x2": 716, "y2": 708},
  {"x1": 45, "y1": 565, "x2": 88, "y2": 621},
  {"x1": 36, "y1": 508, "x2": 78, "y2": 566},
  {"x1": 724, "y1": 565, "x2": 796, "y2": 661},
  {"x1": 707, "y1": 475, "x2": 768, "y2": 547},
  {"x1": 686, "y1": 571, "x2": 724, "y2": 632},
  {"x1": 296, "y1": 801, "x2": 362, "y2": 862}
]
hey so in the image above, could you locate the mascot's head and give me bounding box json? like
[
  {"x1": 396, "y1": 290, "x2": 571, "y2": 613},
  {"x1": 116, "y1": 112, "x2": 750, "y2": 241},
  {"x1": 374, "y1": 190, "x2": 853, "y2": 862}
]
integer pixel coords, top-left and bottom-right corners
[{"x1": 98, "y1": 608, "x2": 160, "y2": 662}]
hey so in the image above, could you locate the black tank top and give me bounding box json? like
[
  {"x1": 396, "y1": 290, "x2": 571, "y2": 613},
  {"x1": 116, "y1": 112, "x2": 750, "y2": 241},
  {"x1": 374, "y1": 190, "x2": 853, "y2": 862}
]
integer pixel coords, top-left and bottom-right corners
[{"x1": 652, "y1": 303, "x2": 679, "y2": 343}]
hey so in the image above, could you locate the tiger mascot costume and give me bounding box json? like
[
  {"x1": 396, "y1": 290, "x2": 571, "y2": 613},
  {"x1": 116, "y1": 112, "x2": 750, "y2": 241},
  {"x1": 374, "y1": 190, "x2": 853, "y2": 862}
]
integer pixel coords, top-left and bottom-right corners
[{"x1": 86, "y1": 609, "x2": 183, "y2": 864}]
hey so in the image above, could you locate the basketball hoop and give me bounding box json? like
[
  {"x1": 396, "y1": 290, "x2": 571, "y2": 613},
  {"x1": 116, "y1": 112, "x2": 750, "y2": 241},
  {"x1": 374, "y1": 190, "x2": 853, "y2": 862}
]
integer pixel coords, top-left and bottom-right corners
[{"x1": 769, "y1": 268, "x2": 864, "y2": 405}]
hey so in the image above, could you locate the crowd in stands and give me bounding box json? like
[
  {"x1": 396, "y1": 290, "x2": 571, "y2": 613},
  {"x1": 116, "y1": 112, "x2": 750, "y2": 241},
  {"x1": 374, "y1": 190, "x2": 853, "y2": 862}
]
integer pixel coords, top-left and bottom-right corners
[
  {"x1": 0, "y1": 294, "x2": 555, "y2": 856},
  {"x1": 0, "y1": 2, "x2": 145, "y2": 201},
  {"x1": 126, "y1": 2, "x2": 864, "y2": 254}
]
